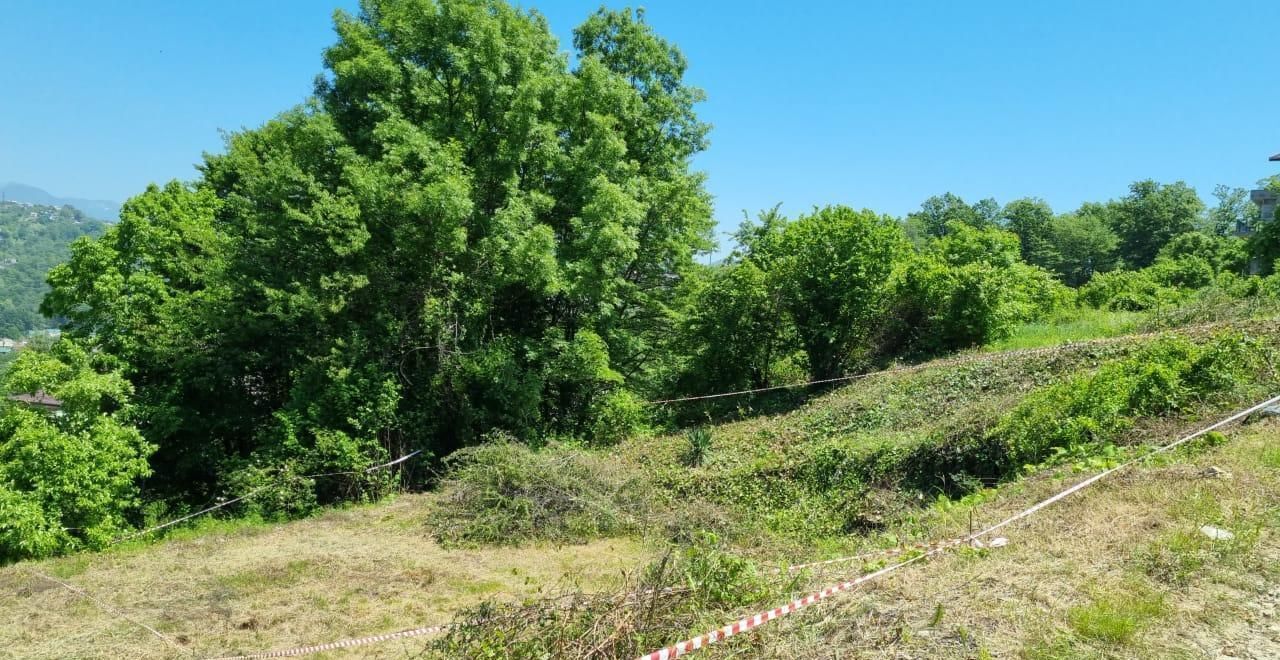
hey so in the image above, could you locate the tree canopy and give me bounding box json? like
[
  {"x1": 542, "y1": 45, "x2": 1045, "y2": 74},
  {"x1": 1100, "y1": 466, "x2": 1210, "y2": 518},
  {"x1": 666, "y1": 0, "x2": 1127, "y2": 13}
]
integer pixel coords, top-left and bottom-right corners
[{"x1": 45, "y1": 0, "x2": 713, "y2": 496}]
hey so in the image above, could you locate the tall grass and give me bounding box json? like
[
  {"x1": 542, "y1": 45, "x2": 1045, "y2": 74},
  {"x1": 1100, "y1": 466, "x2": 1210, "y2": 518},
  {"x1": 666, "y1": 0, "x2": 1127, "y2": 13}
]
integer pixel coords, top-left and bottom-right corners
[{"x1": 987, "y1": 307, "x2": 1146, "y2": 351}]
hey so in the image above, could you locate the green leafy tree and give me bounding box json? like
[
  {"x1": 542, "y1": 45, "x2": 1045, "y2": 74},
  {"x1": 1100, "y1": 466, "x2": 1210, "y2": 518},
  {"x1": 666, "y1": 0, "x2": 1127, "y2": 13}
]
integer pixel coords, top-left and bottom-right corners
[
  {"x1": 0, "y1": 340, "x2": 151, "y2": 561},
  {"x1": 46, "y1": 0, "x2": 714, "y2": 501},
  {"x1": 43, "y1": 182, "x2": 235, "y2": 494},
  {"x1": 1045, "y1": 212, "x2": 1119, "y2": 286},
  {"x1": 933, "y1": 220, "x2": 1022, "y2": 269},
  {"x1": 774, "y1": 206, "x2": 907, "y2": 379},
  {"x1": 1207, "y1": 185, "x2": 1256, "y2": 237},
  {"x1": 904, "y1": 193, "x2": 999, "y2": 243},
  {"x1": 678, "y1": 260, "x2": 791, "y2": 392},
  {"x1": 1108, "y1": 180, "x2": 1205, "y2": 268},
  {"x1": 1156, "y1": 231, "x2": 1247, "y2": 275},
  {"x1": 1001, "y1": 198, "x2": 1056, "y2": 267}
]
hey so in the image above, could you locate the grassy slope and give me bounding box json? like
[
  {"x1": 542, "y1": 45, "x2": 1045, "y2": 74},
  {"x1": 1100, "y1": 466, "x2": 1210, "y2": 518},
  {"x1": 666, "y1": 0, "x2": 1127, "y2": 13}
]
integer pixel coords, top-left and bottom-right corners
[
  {"x1": 3, "y1": 318, "x2": 1280, "y2": 659},
  {"x1": 0, "y1": 499, "x2": 649, "y2": 659},
  {"x1": 744, "y1": 421, "x2": 1280, "y2": 658}
]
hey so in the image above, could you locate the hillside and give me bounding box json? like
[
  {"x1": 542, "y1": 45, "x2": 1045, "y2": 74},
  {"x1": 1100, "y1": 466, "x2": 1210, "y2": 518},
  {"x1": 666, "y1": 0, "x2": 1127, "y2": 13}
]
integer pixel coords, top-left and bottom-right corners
[
  {"x1": 4, "y1": 319, "x2": 1280, "y2": 659},
  {"x1": 0, "y1": 201, "x2": 107, "y2": 339},
  {"x1": 0, "y1": 183, "x2": 120, "y2": 222}
]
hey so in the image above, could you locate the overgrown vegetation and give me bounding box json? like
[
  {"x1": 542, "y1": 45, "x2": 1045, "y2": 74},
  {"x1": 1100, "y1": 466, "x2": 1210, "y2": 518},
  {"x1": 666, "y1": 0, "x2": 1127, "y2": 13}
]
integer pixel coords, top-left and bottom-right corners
[
  {"x1": 430, "y1": 440, "x2": 650, "y2": 546},
  {"x1": 0, "y1": 341, "x2": 151, "y2": 561},
  {"x1": 428, "y1": 326, "x2": 1280, "y2": 557}
]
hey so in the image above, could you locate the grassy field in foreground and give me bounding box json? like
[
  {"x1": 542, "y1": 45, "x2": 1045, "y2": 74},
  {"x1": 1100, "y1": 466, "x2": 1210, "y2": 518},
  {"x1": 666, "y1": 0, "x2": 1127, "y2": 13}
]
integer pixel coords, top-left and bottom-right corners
[{"x1": 0, "y1": 497, "x2": 649, "y2": 659}]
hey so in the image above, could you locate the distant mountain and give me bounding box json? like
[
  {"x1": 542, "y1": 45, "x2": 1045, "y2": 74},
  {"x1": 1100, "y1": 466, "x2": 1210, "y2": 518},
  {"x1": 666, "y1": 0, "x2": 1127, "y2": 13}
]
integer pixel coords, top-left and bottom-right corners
[
  {"x1": 0, "y1": 183, "x2": 120, "y2": 221},
  {"x1": 0, "y1": 200, "x2": 108, "y2": 338}
]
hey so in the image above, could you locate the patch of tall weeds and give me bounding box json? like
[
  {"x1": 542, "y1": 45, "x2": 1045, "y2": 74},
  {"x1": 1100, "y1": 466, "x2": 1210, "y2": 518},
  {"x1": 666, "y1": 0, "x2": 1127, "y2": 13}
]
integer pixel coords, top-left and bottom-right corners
[{"x1": 429, "y1": 437, "x2": 651, "y2": 546}]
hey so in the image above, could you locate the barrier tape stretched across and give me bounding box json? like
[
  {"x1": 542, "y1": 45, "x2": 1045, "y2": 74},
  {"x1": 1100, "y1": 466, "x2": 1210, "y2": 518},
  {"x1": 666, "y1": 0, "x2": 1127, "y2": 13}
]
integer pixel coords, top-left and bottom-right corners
[
  {"x1": 113, "y1": 450, "x2": 422, "y2": 544},
  {"x1": 646, "y1": 321, "x2": 1233, "y2": 405},
  {"x1": 635, "y1": 392, "x2": 1280, "y2": 659},
  {"x1": 209, "y1": 623, "x2": 453, "y2": 659}
]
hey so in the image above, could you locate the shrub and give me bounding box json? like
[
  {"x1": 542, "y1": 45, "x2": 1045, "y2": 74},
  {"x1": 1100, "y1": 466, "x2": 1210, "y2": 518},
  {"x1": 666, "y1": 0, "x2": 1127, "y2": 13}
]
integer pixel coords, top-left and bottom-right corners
[
  {"x1": 889, "y1": 251, "x2": 1070, "y2": 356},
  {"x1": 1157, "y1": 232, "x2": 1247, "y2": 275},
  {"x1": 682, "y1": 427, "x2": 713, "y2": 467},
  {"x1": 587, "y1": 389, "x2": 649, "y2": 447},
  {"x1": 677, "y1": 260, "x2": 794, "y2": 394},
  {"x1": 429, "y1": 439, "x2": 648, "y2": 545},
  {"x1": 1078, "y1": 269, "x2": 1179, "y2": 311},
  {"x1": 0, "y1": 340, "x2": 152, "y2": 562},
  {"x1": 668, "y1": 532, "x2": 772, "y2": 607},
  {"x1": 1148, "y1": 255, "x2": 1214, "y2": 289}
]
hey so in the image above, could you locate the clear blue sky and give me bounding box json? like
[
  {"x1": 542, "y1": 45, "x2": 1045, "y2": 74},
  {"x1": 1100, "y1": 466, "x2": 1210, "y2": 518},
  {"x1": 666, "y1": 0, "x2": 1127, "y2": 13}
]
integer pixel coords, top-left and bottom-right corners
[{"x1": 3, "y1": 0, "x2": 1279, "y2": 237}]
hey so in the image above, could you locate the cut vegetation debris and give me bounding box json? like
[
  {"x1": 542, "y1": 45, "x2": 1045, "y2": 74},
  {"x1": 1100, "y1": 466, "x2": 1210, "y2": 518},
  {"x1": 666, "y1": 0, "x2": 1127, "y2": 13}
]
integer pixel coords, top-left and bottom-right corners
[{"x1": 4, "y1": 319, "x2": 1280, "y2": 658}]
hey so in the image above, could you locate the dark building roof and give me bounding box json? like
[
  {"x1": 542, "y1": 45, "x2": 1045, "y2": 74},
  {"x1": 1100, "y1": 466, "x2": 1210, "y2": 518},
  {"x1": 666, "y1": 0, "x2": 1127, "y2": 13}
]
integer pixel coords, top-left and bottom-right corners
[{"x1": 7, "y1": 390, "x2": 62, "y2": 410}]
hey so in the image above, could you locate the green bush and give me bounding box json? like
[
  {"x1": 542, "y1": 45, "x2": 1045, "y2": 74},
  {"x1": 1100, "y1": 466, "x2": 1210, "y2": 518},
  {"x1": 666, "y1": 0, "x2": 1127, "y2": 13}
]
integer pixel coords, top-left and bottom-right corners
[
  {"x1": 1078, "y1": 270, "x2": 1180, "y2": 311},
  {"x1": 996, "y1": 334, "x2": 1258, "y2": 468},
  {"x1": 1147, "y1": 255, "x2": 1215, "y2": 289},
  {"x1": 0, "y1": 341, "x2": 153, "y2": 562},
  {"x1": 1157, "y1": 231, "x2": 1247, "y2": 275},
  {"x1": 890, "y1": 253, "x2": 1069, "y2": 355},
  {"x1": 677, "y1": 260, "x2": 795, "y2": 394},
  {"x1": 429, "y1": 439, "x2": 648, "y2": 545},
  {"x1": 587, "y1": 389, "x2": 649, "y2": 447},
  {"x1": 668, "y1": 532, "x2": 772, "y2": 608}
]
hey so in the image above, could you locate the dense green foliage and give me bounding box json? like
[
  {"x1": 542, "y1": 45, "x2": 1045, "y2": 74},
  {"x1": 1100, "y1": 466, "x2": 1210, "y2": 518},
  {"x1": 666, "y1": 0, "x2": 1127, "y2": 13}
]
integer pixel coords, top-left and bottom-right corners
[
  {"x1": 46, "y1": 0, "x2": 712, "y2": 501},
  {"x1": 0, "y1": 201, "x2": 106, "y2": 338},
  {"x1": 0, "y1": 341, "x2": 151, "y2": 561}
]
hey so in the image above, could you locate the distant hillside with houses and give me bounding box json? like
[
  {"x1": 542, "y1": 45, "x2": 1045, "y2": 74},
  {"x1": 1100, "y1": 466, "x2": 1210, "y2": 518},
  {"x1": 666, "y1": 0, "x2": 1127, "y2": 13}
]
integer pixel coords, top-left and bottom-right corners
[
  {"x1": 0, "y1": 183, "x2": 120, "y2": 221},
  {"x1": 0, "y1": 201, "x2": 106, "y2": 341}
]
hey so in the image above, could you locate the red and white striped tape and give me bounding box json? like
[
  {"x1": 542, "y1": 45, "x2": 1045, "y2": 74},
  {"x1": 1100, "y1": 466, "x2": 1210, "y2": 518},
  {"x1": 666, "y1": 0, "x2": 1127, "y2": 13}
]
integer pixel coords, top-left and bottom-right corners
[
  {"x1": 209, "y1": 622, "x2": 453, "y2": 659},
  {"x1": 636, "y1": 391, "x2": 1280, "y2": 659}
]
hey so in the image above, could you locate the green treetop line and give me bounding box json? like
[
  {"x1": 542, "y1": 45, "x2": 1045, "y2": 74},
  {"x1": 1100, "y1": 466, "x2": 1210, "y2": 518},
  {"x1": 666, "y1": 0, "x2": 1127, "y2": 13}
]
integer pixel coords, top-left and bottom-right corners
[{"x1": 1, "y1": 0, "x2": 1279, "y2": 562}]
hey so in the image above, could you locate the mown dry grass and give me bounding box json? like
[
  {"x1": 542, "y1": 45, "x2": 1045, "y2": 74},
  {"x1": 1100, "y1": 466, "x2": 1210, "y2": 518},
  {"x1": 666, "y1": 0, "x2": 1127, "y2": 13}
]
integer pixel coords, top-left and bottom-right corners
[{"x1": 0, "y1": 494, "x2": 650, "y2": 659}]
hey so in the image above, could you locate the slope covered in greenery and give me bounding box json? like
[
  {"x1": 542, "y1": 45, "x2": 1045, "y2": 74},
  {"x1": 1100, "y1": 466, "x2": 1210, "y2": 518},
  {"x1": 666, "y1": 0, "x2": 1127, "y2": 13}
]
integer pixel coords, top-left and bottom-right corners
[
  {"x1": 4, "y1": 319, "x2": 1280, "y2": 659},
  {"x1": 0, "y1": 201, "x2": 106, "y2": 338}
]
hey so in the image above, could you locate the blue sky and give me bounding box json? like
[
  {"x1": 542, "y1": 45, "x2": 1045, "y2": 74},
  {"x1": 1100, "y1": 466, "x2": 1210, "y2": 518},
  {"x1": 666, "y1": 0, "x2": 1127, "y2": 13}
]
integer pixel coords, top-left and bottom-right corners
[{"x1": 2, "y1": 0, "x2": 1278, "y2": 239}]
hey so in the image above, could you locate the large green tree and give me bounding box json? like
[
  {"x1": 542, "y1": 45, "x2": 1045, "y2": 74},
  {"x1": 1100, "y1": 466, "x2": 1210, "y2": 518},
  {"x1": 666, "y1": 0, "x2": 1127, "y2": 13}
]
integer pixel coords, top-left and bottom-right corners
[
  {"x1": 904, "y1": 193, "x2": 999, "y2": 243},
  {"x1": 45, "y1": 0, "x2": 713, "y2": 499},
  {"x1": 1000, "y1": 197, "x2": 1055, "y2": 268},
  {"x1": 774, "y1": 206, "x2": 906, "y2": 379},
  {"x1": 1045, "y1": 212, "x2": 1119, "y2": 286},
  {"x1": 1107, "y1": 180, "x2": 1204, "y2": 268}
]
